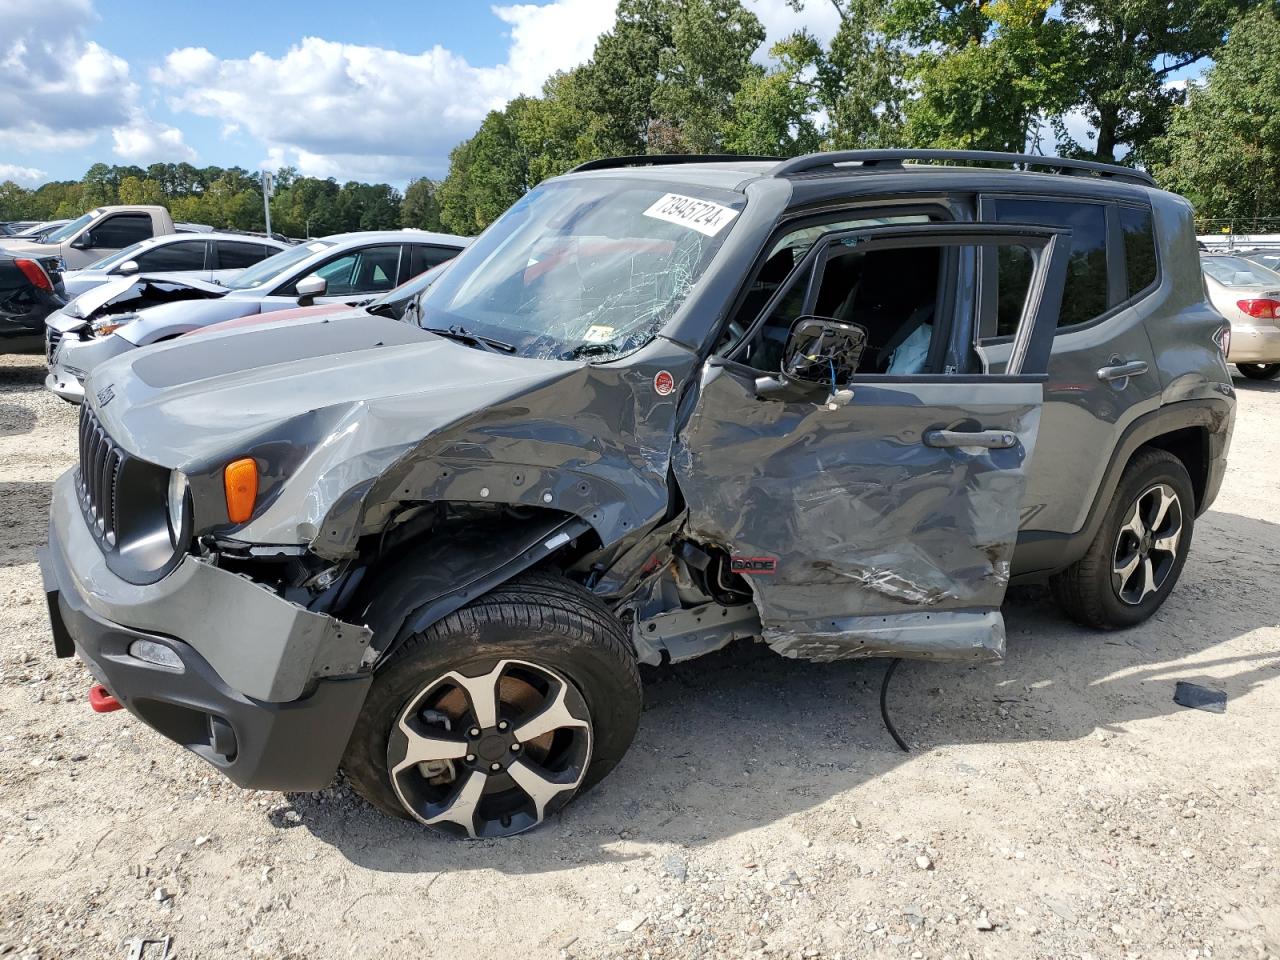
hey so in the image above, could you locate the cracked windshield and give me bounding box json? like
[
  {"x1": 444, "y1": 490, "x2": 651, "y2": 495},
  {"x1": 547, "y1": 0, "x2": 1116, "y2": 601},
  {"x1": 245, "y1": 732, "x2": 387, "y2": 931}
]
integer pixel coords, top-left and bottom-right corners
[{"x1": 417, "y1": 179, "x2": 745, "y2": 360}]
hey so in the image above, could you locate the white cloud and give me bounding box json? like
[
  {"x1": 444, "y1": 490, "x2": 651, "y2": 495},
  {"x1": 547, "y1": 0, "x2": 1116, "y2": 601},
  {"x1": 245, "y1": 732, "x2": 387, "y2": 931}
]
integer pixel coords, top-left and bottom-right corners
[
  {"x1": 112, "y1": 114, "x2": 198, "y2": 162},
  {"x1": 154, "y1": 0, "x2": 620, "y2": 182},
  {"x1": 0, "y1": 163, "x2": 48, "y2": 185},
  {"x1": 0, "y1": 0, "x2": 193, "y2": 169}
]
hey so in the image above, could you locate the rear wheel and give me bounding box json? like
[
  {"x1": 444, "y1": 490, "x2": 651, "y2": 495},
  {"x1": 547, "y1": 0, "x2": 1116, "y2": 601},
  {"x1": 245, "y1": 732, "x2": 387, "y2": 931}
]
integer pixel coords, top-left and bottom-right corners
[
  {"x1": 1236, "y1": 363, "x2": 1280, "y2": 380},
  {"x1": 342, "y1": 571, "x2": 641, "y2": 837},
  {"x1": 1051, "y1": 448, "x2": 1194, "y2": 629}
]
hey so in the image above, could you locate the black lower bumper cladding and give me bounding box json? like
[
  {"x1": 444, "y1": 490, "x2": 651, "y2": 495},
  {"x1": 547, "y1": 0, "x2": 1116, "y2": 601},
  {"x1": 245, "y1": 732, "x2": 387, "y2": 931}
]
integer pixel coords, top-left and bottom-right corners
[{"x1": 39, "y1": 546, "x2": 370, "y2": 792}]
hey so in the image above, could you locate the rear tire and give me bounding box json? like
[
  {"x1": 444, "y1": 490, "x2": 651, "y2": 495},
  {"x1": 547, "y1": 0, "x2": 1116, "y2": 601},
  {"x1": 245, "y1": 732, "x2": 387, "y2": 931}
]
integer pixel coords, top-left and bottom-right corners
[
  {"x1": 1236, "y1": 363, "x2": 1280, "y2": 380},
  {"x1": 342, "y1": 571, "x2": 641, "y2": 836},
  {"x1": 1051, "y1": 448, "x2": 1194, "y2": 629}
]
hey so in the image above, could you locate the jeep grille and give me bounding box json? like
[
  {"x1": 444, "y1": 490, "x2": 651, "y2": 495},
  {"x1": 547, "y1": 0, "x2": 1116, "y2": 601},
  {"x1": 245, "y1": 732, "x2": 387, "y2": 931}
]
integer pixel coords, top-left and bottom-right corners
[{"x1": 77, "y1": 402, "x2": 125, "y2": 547}]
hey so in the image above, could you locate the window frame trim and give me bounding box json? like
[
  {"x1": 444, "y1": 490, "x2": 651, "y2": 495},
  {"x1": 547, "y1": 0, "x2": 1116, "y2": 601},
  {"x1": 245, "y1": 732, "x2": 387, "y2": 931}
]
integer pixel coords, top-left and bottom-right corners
[
  {"x1": 131, "y1": 238, "x2": 210, "y2": 273},
  {"x1": 712, "y1": 199, "x2": 959, "y2": 364}
]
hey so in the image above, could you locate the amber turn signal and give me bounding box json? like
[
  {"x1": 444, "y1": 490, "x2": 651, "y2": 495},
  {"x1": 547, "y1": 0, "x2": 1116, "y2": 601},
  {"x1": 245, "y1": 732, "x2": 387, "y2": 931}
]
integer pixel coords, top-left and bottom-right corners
[{"x1": 223, "y1": 458, "x2": 258, "y2": 523}]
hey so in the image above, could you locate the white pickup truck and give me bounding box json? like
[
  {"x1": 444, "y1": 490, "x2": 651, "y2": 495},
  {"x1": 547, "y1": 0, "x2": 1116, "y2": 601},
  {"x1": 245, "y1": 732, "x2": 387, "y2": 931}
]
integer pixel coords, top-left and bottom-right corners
[{"x1": 0, "y1": 205, "x2": 201, "y2": 270}]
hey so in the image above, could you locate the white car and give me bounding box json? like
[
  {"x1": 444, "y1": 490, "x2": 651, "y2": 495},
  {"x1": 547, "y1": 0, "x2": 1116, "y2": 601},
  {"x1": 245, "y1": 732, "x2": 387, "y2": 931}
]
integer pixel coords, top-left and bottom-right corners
[
  {"x1": 45, "y1": 230, "x2": 469, "y2": 402},
  {"x1": 61, "y1": 232, "x2": 291, "y2": 300},
  {"x1": 1201, "y1": 254, "x2": 1280, "y2": 380}
]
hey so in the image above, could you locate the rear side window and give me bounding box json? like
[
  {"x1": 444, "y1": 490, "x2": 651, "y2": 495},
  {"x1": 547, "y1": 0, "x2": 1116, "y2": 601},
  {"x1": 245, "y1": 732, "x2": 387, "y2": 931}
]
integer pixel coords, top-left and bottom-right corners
[
  {"x1": 986, "y1": 198, "x2": 1108, "y2": 334},
  {"x1": 91, "y1": 214, "x2": 154, "y2": 248},
  {"x1": 407, "y1": 245, "x2": 459, "y2": 279},
  {"x1": 1119, "y1": 206, "x2": 1158, "y2": 298},
  {"x1": 132, "y1": 240, "x2": 207, "y2": 273},
  {"x1": 218, "y1": 241, "x2": 274, "y2": 270}
]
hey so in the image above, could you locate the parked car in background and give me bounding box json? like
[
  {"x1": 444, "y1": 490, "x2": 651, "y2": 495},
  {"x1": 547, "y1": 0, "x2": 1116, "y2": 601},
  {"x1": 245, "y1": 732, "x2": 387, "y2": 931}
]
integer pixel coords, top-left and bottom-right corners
[
  {"x1": 190, "y1": 257, "x2": 454, "y2": 337},
  {"x1": 0, "y1": 221, "x2": 41, "y2": 236},
  {"x1": 8, "y1": 220, "x2": 71, "y2": 241},
  {"x1": 61, "y1": 233, "x2": 291, "y2": 300},
  {"x1": 0, "y1": 205, "x2": 201, "y2": 269},
  {"x1": 1201, "y1": 253, "x2": 1280, "y2": 379},
  {"x1": 0, "y1": 253, "x2": 66, "y2": 343},
  {"x1": 45, "y1": 230, "x2": 468, "y2": 402},
  {"x1": 1239, "y1": 248, "x2": 1280, "y2": 273}
]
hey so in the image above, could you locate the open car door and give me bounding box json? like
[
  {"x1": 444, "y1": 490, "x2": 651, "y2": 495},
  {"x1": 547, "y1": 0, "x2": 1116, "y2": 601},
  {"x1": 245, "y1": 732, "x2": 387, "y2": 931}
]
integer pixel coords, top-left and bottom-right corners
[{"x1": 673, "y1": 223, "x2": 1070, "y2": 662}]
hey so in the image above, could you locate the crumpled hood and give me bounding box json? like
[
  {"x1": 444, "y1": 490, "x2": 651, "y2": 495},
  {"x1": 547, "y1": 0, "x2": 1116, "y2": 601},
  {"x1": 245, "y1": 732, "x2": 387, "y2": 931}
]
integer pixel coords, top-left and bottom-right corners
[
  {"x1": 91, "y1": 313, "x2": 573, "y2": 465},
  {"x1": 60, "y1": 274, "x2": 229, "y2": 325},
  {"x1": 86, "y1": 311, "x2": 689, "y2": 557}
]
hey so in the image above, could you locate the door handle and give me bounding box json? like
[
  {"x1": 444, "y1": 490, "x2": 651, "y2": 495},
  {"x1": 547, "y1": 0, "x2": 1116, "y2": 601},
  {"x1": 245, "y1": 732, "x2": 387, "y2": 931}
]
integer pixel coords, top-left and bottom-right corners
[
  {"x1": 1097, "y1": 359, "x2": 1148, "y2": 382},
  {"x1": 923, "y1": 429, "x2": 1019, "y2": 449}
]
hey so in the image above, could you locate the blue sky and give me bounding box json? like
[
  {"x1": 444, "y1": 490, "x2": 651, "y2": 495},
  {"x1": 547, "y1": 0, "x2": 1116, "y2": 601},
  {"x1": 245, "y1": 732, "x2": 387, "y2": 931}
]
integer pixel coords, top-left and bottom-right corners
[
  {"x1": 0, "y1": 0, "x2": 831, "y2": 188},
  {"x1": 1, "y1": 0, "x2": 1207, "y2": 189}
]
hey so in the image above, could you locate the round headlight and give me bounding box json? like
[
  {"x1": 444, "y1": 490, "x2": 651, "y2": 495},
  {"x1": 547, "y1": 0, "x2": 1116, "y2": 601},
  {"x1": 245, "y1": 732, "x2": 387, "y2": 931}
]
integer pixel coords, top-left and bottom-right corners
[{"x1": 167, "y1": 470, "x2": 188, "y2": 546}]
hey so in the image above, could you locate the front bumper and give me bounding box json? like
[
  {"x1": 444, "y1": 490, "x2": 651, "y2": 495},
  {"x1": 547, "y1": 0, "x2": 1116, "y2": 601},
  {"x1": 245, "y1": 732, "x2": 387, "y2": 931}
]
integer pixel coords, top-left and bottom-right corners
[
  {"x1": 41, "y1": 469, "x2": 373, "y2": 791},
  {"x1": 1228, "y1": 324, "x2": 1280, "y2": 364},
  {"x1": 45, "y1": 329, "x2": 131, "y2": 404}
]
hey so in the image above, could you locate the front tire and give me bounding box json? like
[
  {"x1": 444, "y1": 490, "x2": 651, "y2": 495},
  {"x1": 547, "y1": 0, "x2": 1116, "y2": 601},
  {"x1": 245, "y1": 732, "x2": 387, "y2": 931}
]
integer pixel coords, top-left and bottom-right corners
[
  {"x1": 1051, "y1": 448, "x2": 1194, "y2": 629},
  {"x1": 342, "y1": 571, "x2": 641, "y2": 837},
  {"x1": 1236, "y1": 362, "x2": 1280, "y2": 380}
]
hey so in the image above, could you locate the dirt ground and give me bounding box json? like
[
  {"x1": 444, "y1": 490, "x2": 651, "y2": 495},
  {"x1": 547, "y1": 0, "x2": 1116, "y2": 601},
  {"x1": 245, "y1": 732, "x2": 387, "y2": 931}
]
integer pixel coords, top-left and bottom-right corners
[{"x1": 0, "y1": 349, "x2": 1277, "y2": 960}]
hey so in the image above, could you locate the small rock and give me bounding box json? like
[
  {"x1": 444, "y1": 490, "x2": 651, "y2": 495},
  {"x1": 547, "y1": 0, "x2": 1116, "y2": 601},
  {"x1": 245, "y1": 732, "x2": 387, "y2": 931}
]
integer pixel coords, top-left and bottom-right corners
[
  {"x1": 975, "y1": 917, "x2": 995, "y2": 931},
  {"x1": 153, "y1": 887, "x2": 171, "y2": 902},
  {"x1": 615, "y1": 914, "x2": 648, "y2": 934},
  {"x1": 622, "y1": 884, "x2": 639, "y2": 895},
  {"x1": 672, "y1": 904, "x2": 687, "y2": 918},
  {"x1": 284, "y1": 810, "x2": 302, "y2": 823},
  {"x1": 663, "y1": 855, "x2": 688, "y2": 882},
  {"x1": 849, "y1": 817, "x2": 862, "y2": 829},
  {"x1": 194, "y1": 836, "x2": 211, "y2": 847},
  {"x1": 747, "y1": 937, "x2": 766, "y2": 951},
  {"x1": 915, "y1": 855, "x2": 933, "y2": 871},
  {"x1": 862, "y1": 921, "x2": 879, "y2": 933}
]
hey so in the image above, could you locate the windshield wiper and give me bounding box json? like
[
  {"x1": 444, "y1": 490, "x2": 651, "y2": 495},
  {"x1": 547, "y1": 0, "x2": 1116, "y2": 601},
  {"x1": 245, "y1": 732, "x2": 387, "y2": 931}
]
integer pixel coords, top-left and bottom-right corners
[
  {"x1": 562, "y1": 342, "x2": 620, "y2": 360},
  {"x1": 365, "y1": 301, "x2": 400, "y2": 318},
  {"x1": 423, "y1": 325, "x2": 516, "y2": 354}
]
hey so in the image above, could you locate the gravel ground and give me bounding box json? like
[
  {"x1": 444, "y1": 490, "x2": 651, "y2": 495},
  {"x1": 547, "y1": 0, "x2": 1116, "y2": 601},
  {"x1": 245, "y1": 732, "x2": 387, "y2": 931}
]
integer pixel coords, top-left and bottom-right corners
[{"x1": 0, "y1": 349, "x2": 1277, "y2": 960}]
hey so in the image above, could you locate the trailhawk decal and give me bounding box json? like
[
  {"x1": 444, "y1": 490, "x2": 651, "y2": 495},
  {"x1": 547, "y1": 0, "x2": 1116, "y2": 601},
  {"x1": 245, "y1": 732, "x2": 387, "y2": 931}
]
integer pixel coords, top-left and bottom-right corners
[
  {"x1": 654, "y1": 370, "x2": 676, "y2": 396},
  {"x1": 642, "y1": 193, "x2": 739, "y2": 237}
]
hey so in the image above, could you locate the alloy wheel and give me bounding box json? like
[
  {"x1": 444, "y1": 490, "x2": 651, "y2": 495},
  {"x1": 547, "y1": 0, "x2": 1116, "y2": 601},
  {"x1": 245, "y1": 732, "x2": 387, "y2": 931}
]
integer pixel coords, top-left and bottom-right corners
[
  {"x1": 1111, "y1": 483, "x2": 1183, "y2": 606},
  {"x1": 388, "y1": 659, "x2": 593, "y2": 838}
]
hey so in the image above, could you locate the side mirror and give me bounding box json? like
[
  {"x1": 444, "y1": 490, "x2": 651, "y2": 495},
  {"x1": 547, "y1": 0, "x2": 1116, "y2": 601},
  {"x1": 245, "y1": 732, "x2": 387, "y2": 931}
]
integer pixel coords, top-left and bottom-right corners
[
  {"x1": 295, "y1": 274, "x2": 327, "y2": 305},
  {"x1": 117, "y1": 260, "x2": 139, "y2": 275},
  {"x1": 781, "y1": 316, "x2": 868, "y2": 386},
  {"x1": 71, "y1": 231, "x2": 93, "y2": 250}
]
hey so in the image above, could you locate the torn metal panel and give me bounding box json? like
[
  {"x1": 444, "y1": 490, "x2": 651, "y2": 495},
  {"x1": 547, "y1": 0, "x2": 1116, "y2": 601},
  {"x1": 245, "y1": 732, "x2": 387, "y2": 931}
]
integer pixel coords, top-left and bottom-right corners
[
  {"x1": 632, "y1": 600, "x2": 761, "y2": 665},
  {"x1": 765, "y1": 610, "x2": 1004, "y2": 662},
  {"x1": 88, "y1": 314, "x2": 699, "y2": 559},
  {"x1": 673, "y1": 362, "x2": 1042, "y2": 660}
]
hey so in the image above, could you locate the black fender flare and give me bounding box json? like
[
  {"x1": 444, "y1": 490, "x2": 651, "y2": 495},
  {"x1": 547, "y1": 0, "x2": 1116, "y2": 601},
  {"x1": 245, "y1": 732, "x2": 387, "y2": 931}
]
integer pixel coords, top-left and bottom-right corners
[{"x1": 357, "y1": 512, "x2": 594, "y2": 669}]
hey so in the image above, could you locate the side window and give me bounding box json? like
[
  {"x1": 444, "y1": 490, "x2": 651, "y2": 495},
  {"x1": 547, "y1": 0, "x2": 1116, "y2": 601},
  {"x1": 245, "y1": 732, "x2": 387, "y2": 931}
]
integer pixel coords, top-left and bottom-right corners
[
  {"x1": 285, "y1": 245, "x2": 402, "y2": 296},
  {"x1": 985, "y1": 198, "x2": 1107, "y2": 334},
  {"x1": 1119, "y1": 206, "x2": 1158, "y2": 298},
  {"x1": 132, "y1": 240, "x2": 207, "y2": 273},
  {"x1": 407, "y1": 245, "x2": 459, "y2": 280},
  {"x1": 91, "y1": 214, "x2": 154, "y2": 248},
  {"x1": 218, "y1": 241, "x2": 274, "y2": 270},
  {"x1": 717, "y1": 213, "x2": 935, "y2": 357}
]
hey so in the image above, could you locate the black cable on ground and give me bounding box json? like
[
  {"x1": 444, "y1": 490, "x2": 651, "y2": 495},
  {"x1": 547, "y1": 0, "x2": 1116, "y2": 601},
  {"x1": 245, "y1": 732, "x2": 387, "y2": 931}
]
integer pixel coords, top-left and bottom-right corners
[{"x1": 880, "y1": 657, "x2": 909, "y2": 752}]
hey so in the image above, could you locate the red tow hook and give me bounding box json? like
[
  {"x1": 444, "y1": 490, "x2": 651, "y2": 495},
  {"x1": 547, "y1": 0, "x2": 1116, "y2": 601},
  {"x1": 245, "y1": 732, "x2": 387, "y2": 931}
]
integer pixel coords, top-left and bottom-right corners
[{"x1": 88, "y1": 684, "x2": 123, "y2": 713}]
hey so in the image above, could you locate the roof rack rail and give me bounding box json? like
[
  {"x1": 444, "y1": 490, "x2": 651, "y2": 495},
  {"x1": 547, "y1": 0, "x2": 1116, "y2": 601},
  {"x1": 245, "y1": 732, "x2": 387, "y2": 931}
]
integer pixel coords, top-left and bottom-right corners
[
  {"x1": 771, "y1": 149, "x2": 1156, "y2": 187},
  {"x1": 569, "y1": 153, "x2": 782, "y2": 173}
]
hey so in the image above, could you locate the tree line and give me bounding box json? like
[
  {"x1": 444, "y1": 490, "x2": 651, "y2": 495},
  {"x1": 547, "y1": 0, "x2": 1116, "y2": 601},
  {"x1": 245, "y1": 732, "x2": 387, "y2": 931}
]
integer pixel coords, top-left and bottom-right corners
[{"x1": 1, "y1": 0, "x2": 1277, "y2": 235}]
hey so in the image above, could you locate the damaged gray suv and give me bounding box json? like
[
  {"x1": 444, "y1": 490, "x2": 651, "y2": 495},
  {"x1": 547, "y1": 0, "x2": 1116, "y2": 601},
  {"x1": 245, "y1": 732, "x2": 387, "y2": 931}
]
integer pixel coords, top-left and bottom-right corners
[{"x1": 41, "y1": 150, "x2": 1234, "y2": 838}]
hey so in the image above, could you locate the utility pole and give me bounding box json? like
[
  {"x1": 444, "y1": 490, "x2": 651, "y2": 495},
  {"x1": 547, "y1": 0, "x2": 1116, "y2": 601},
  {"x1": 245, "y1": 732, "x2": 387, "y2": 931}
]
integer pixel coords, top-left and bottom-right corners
[{"x1": 262, "y1": 170, "x2": 274, "y2": 238}]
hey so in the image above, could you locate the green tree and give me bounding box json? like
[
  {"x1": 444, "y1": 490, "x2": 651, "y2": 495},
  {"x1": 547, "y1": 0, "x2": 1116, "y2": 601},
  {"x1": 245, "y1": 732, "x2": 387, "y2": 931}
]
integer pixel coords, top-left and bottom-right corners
[
  {"x1": 117, "y1": 176, "x2": 167, "y2": 206},
  {"x1": 1056, "y1": 0, "x2": 1250, "y2": 162},
  {"x1": 650, "y1": 0, "x2": 765, "y2": 152},
  {"x1": 402, "y1": 178, "x2": 444, "y2": 230},
  {"x1": 1151, "y1": 3, "x2": 1280, "y2": 219}
]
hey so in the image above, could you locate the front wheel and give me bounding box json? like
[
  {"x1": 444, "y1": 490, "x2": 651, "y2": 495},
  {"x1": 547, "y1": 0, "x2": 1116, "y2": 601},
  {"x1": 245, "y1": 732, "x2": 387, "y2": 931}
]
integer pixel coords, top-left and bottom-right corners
[
  {"x1": 1236, "y1": 363, "x2": 1280, "y2": 380},
  {"x1": 1051, "y1": 448, "x2": 1194, "y2": 629},
  {"x1": 342, "y1": 571, "x2": 641, "y2": 838}
]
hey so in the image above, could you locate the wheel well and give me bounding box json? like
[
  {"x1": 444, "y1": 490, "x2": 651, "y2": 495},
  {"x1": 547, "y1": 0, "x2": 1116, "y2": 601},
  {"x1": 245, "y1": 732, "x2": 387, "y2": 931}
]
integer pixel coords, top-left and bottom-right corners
[{"x1": 1141, "y1": 426, "x2": 1208, "y2": 511}]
